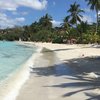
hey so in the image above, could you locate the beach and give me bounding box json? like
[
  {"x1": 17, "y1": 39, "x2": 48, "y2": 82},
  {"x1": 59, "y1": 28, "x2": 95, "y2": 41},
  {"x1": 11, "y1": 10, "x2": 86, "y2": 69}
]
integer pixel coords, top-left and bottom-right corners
[
  {"x1": 16, "y1": 42, "x2": 100, "y2": 100},
  {"x1": 0, "y1": 0, "x2": 100, "y2": 99}
]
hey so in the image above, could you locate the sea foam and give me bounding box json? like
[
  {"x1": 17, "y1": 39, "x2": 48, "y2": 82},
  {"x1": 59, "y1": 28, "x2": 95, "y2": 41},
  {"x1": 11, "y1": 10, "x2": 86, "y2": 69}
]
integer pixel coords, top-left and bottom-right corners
[{"x1": 0, "y1": 42, "x2": 40, "y2": 100}]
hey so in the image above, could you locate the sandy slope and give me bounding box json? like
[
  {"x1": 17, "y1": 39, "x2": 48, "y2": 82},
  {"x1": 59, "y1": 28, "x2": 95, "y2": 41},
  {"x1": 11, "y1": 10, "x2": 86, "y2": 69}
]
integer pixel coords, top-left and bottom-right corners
[{"x1": 16, "y1": 42, "x2": 100, "y2": 100}]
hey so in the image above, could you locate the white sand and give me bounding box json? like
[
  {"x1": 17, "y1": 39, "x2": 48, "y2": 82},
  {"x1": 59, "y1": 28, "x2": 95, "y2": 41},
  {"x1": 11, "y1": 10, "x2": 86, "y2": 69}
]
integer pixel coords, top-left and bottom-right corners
[
  {"x1": 16, "y1": 42, "x2": 100, "y2": 100},
  {"x1": 33, "y1": 43, "x2": 100, "y2": 60}
]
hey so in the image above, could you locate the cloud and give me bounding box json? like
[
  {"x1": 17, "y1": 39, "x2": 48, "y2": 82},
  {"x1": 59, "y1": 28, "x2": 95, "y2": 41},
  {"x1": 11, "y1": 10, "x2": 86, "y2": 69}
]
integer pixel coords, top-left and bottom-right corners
[
  {"x1": 53, "y1": 1, "x2": 56, "y2": 6},
  {"x1": 0, "y1": 13, "x2": 25, "y2": 28},
  {"x1": 51, "y1": 20, "x2": 62, "y2": 27},
  {"x1": 98, "y1": 11, "x2": 100, "y2": 15},
  {"x1": 21, "y1": 11, "x2": 29, "y2": 15},
  {"x1": 12, "y1": 11, "x2": 18, "y2": 15},
  {"x1": 0, "y1": 0, "x2": 48, "y2": 11},
  {"x1": 15, "y1": 17, "x2": 25, "y2": 22},
  {"x1": 0, "y1": 0, "x2": 47, "y2": 28},
  {"x1": 0, "y1": 1, "x2": 18, "y2": 11},
  {"x1": 12, "y1": 11, "x2": 29, "y2": 16},
  {"x1": 84, "y1": 8, "x2": 91, "y2": 13},
  {"x1": 81, "y1": 15, "x2": 94, "y2": 24}
]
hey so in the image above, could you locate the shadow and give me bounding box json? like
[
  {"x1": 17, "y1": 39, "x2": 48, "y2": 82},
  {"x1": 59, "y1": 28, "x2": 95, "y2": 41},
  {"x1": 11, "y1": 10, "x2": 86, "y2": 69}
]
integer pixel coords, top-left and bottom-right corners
[
  {"x1": 30, "y1": 64, "x2": 75, "y2": 77},
  {"x1": 49, "y1": 81, "x2": 100, "y2": 88},
  {"x1": 85, "y1": 92, "x2": 100, "y2": 100},
  {"x1": 63, "y1": 87, "x2": 96, "y2": 97},
  {"x1": 40, "y1": 47, "x2": 74, "y2": 53},
  {"x1": 77, "y1": 44, "x2": 100, "y2": 49},
  {"x1": 90, "y1": 44, "x2": 100, "y2": 49},
  {"x1": 65, "y1": 56, "x2": 100, "y2": 74},
  {"x1": 48, "y1": 48, "x2": 73, "y2": 52},
  {"x1": 40, "y1": 45, "x2": 100, "y2": 53},
  {"x1": 31, "y1": 48, "x2": 100, "y2": 99}
]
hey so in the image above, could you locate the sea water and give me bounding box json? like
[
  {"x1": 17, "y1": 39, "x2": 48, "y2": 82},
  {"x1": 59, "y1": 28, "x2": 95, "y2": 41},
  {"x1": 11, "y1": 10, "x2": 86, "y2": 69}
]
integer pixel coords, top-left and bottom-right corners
[
  {"x1": 0, "y1": 41, "x2": 35, "y2": 82},
  {"x1": 0, "y1": 41, "x2": 36, "y2": 100}
]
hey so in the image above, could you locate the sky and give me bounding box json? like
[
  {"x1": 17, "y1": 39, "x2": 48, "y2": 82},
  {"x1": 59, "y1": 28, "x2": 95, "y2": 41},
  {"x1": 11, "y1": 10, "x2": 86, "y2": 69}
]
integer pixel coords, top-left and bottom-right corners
[{"x1": 0, "y1": 0, "x2": 97, "y2": 29}]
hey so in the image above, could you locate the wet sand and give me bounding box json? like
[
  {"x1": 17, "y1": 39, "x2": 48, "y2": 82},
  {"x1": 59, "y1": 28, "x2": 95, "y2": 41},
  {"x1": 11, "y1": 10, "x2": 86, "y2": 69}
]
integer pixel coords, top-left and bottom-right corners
[{"x1": 16, "y1": 43, "x2": 100, "y2": 100}]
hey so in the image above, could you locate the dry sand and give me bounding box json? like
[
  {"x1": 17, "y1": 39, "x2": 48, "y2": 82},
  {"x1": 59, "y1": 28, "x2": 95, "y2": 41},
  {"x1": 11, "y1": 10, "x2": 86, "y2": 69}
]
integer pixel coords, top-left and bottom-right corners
[{"x1": 16, "y1": 42, "x2": 100, "y2": 100}]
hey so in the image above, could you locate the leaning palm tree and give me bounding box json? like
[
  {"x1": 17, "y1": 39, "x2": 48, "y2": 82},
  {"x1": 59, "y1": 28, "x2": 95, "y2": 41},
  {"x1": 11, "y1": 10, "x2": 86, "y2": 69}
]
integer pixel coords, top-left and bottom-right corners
[
  {"x1": 62, "y1": 16, "x2": 71, "y2": 30},
  {"x1": 85, "y1": 0, "x2": 100, "y2": 33},
  {"x1": 39, "y1": 13, "x2": 52, "y2": 29},
  {"x1": 77, "y1": 21, "x2": 89, "y2": 42},
  {"x1": 61, "y1": 16, "x2": 71, "y2": 40},
  {"x1": 67, "y1": 2, "x2": 84, "y2": 27}
]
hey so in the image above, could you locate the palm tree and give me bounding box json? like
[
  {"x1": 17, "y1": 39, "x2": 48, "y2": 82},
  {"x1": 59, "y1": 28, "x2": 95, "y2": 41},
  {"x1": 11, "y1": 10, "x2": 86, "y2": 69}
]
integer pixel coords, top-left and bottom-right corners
[
  {"x1": 61, "y1": 16, "x2": 71, "y2": 34},
  {"x1": 61, "y1": 16, "x2": 71, "y2": 41},
  {"x1": 77, "y1": 21, "x2": 89, "y2": 42},
  {"x1": 67, "y1": 2, "x2": 84, "y2": 43},
  {"x1": 98, "y1": 15, "x2": 100, "y2": 35},
  {"x1": 62, "y1": 16, "x2": 71, "y2": 30},
  {"x1": 85, "y1": 0, "x2": 100, "y2": 33},
  {"x1": 78, "y1": 21, "x2": 89, "y2": 34},
  {"x1": 39, "y1": 13, "x2": 52, "y2": 30},
  {"x1": 67, "y1": 2, "x2": 84, "y2": 27}
]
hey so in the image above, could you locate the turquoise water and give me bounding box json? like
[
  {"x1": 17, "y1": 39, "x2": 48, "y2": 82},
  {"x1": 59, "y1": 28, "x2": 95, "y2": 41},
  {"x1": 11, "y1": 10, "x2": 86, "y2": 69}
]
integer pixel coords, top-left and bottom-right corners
[{"x1": 0, "y1": 41, "x2": 35, "y2": 82}]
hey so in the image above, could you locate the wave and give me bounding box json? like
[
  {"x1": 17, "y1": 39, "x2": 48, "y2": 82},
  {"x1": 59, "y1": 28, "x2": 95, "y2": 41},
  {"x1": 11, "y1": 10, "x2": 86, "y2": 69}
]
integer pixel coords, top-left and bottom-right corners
[{"x1": 0, "y1": 45, "x2": 42, "y2": 100}]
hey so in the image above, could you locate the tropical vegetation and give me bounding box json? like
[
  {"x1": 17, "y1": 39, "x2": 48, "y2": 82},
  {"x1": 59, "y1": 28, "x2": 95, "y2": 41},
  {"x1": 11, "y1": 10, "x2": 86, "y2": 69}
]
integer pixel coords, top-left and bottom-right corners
[
  {"x1": 85, "y1": 0, "x2": 100, "y2": 33},
  {"x1": 0, "y1": 1, "x2": 100, "y2": 44}
]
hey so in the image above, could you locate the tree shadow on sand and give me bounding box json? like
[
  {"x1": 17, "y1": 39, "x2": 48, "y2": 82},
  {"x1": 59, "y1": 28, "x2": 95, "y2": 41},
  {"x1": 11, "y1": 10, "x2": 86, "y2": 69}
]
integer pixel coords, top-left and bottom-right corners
[
  {"x1": 31, "y1": 49, "x2": 100, "y2": 100},
  {"x1": 85, "y1": 92, "x2": 100, "y2": 100},
  {"x1": 40, "y1": 47, "x2": 75, "y2": 53},
  {"x1": 56, "y1": 57, "x2": 100, "y2": 99}
]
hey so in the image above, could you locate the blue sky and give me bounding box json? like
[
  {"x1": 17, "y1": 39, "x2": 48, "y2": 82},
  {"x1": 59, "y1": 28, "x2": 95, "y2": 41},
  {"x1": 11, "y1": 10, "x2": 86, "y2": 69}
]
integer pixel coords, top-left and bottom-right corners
[{"x1": 0, "y1": 0, "x2": 97, "y2": 28}]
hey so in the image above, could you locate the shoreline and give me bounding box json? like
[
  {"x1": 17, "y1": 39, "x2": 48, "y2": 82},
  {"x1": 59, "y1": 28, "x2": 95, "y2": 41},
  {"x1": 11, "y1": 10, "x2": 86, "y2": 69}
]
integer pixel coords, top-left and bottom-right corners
[
  {"x1": 0, "y1": 52, "x2": 34, "y2": 100},
  {"x1": 0, "y1": 42, "x2": 41, "y2": 100},
  {"x1": 16, "y1": 42, "x2": 100, "y2": 100}
]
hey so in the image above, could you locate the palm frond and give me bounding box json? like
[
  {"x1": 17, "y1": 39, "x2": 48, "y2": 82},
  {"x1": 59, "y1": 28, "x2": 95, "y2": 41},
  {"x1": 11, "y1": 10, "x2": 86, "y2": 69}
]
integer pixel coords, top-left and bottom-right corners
[{"x1": 67, "y1": 2, "x2": 84, "y2": 25}]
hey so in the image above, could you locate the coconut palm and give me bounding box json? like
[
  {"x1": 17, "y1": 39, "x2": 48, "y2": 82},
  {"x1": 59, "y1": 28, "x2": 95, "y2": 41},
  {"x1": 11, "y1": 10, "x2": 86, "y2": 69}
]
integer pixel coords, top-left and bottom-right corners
[
  {"x1": 67, "y1": 2, "x2": 84, "y2": 27},
  {"x1": 85, "y1": 0, "x2": 100, "y2": 33},
  {"x1": 78, "y1": 21, "x2": 89, "y2": 34},
  {"x1": 39, "y1": 13, "x2": 52, "y2": 30},
  {"x1": 77, "y1": 21, "x2": 89, "y2": 42},
  {"x1": 60, "y1": 16, "x2": 71, "y2": 41},
  {"x1": 62, "y1": 16, "x2": 71, "y2": 30}
]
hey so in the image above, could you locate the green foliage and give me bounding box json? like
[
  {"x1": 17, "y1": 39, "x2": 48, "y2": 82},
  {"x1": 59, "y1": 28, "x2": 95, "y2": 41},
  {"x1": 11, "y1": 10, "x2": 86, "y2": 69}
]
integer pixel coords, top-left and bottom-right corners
[
  {"x1": 85, "y1": 0, "x2": 100, "y2": 33},
  {"x1": 0, "y1": 26, "x2": 23, "y2": 41},
  {"x1": 85, "y1": 0, "x2": 100, "y2": 11},
  {"x1": 67, "y1": 2, "x2": 84, "y2": 26},
  {"x1": 1, "y1": 33, "x2": 20, "y2": 41},
  {"x1": 52, "y1": 36, "x2": 63, "y2": 43},
  {"x1": 82, "y1": 33, "x2": 100, "y2": 44},
  {"x1": 38, "y1": 13, "x2": 52, "y2": 30},
  {"x1": 0, "y1": 12, "x2": 100, "y2": 44},
  {"x1": 30, "y1": 30, "x2": 53, "y2": 42}
]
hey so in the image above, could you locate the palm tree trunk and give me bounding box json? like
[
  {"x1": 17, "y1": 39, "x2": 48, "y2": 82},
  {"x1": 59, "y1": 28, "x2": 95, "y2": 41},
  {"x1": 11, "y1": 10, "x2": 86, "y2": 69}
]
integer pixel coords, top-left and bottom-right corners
[
  {"x1": 96, "y1": 10, "x2": 98, "y2": 34},
  {"x1": 76, "y1": 17, "x2": 82, "y2": 43}
]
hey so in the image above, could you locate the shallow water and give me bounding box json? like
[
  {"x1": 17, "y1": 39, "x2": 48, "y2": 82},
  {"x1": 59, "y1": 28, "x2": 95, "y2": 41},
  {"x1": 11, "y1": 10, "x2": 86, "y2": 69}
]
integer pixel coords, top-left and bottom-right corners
[{"x1": 0, "y1": 41, "x2": 36, "y2": 82}]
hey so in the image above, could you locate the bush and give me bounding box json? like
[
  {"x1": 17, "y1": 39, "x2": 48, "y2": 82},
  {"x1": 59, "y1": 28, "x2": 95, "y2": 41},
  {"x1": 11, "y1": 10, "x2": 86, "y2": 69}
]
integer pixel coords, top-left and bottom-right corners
[
  {"x1": 82, "y1": 33, "x2": 100, "y2": 44},
  {"x1": 52, "y1": 36, "x2": 63, "y2": 43}
]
